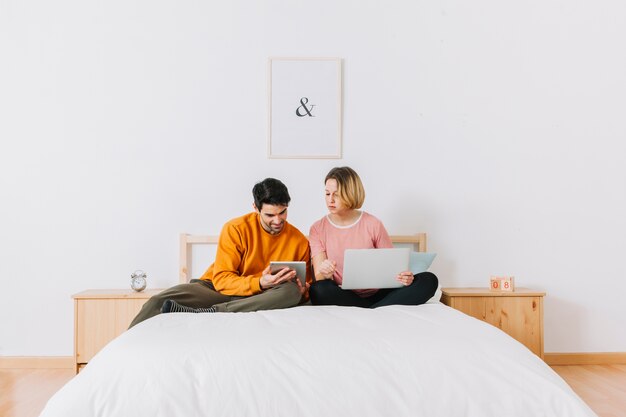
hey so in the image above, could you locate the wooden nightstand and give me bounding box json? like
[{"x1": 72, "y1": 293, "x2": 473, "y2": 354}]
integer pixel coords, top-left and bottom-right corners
[
  {"x1": 72, "y1": 289, "x2": 161, "y2": 373},
  {"x1": 441, "y1": 287, "x2": 545, "y2": 359}
]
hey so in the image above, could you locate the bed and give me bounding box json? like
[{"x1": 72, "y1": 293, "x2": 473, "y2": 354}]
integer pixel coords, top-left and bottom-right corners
[{"x1": 39, "y1": 234, "x2": 596, "y2": 417}]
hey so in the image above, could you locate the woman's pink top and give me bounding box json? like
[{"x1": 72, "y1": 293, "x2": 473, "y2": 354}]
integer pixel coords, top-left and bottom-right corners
[{"x1": 309, "y1": 211, "x2": 393, "y2": 297}]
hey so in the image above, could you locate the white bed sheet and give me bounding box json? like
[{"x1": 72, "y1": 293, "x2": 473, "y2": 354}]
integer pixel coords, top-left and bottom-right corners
[{"x1": 40, "y1": 304, "x2": 596, "y2": 417}]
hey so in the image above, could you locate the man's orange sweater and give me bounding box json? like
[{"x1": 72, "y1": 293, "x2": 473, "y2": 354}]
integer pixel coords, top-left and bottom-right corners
[{"x1": 200, "y1": 212, "x2": 311, "y2": 296}]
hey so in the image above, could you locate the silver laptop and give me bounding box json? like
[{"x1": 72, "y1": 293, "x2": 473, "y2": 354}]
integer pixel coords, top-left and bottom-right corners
[{"x1": 341, "y1": 248, "x2": 410, "y2": 289}]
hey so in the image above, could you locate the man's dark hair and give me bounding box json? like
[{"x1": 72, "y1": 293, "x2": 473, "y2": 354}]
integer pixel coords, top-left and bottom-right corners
[{"x1": 252, "y1": 178, "x2": 291, "y2": 210}]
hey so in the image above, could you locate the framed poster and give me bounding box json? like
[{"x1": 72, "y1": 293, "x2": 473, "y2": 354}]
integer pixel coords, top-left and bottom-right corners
[{"x1": 268, "y1": 57, "x2": 342, "y2": 159}]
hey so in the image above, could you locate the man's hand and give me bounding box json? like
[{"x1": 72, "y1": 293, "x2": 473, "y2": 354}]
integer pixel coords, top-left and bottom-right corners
[
  {"x1": 295, "y1": 277, "x2": 310, "y2": 296},
  {"x1": 259, "y1": 265, "x2": 297, "y2": 290}
]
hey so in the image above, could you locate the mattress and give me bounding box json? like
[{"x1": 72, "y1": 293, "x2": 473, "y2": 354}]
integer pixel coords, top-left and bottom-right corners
[{"x1": 40, "y1": 304, "x2": 596, "y2": 417}]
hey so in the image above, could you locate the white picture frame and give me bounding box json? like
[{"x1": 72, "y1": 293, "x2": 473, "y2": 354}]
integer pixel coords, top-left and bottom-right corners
[{"x1": 268, "y1": 57, "x2": 342, "y2": 159}]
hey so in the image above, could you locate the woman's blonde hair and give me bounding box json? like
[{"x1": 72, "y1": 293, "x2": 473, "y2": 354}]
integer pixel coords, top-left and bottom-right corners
[{"x1": 325, "y1": 166, "x2": 365, "y2": 209}]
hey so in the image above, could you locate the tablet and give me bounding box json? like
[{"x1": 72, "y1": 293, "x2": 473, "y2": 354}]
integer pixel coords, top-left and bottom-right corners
[{"x1": 270, "y1": 261, "x2": 307, "y2": 285}]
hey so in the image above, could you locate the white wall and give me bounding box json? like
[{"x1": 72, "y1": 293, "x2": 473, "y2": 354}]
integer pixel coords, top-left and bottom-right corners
[{"x1": 1, "y1": 0, "x2": 625, "y2": 356}]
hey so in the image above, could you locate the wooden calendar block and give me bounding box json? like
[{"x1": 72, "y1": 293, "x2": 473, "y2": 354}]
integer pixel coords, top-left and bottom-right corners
[{"x1": 490, "y1": 276, "x2": 515, "y2": 292}]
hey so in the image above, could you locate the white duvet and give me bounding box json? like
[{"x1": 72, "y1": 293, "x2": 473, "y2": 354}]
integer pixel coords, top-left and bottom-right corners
[{"x1": 40, "y1": 304, "x2": 596, "y2": 417}]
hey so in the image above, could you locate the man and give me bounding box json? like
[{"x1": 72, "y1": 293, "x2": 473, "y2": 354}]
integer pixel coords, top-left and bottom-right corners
[{"x1": 129, "y1": 178, "x2": 311, "y2": 328}]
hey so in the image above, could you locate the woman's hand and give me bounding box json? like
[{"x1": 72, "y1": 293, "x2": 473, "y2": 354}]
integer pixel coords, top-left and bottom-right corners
[
  {"x1": 318, "y1": 259, "x2": 337, "y2": 280},
  {"x1": 396, "y1": 271, "x2": 414, "y2": 286},
  {"x1": 312, "y1": 253, "x2": 336, "y2": 281}
]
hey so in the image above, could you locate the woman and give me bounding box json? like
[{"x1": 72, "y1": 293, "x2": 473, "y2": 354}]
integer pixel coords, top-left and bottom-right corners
[{"x1": 308, "y1": 166, "x2": 438, "y2": 307}]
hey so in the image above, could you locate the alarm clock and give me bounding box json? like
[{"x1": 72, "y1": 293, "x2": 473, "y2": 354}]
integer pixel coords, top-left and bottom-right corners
[{"x1": 131, "y1": 270, "x2": 147, "y2": 292}]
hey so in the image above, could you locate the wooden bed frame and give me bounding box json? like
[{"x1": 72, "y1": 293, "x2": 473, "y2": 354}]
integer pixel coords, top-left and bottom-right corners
[{"x1": 179, "y1": 233, "x2": 427, "y2": 283}]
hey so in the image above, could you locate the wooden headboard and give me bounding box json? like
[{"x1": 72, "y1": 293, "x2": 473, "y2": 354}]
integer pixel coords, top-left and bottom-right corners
[{"x1": 179, "y1": 233, "x2": 427, "y2": 283}]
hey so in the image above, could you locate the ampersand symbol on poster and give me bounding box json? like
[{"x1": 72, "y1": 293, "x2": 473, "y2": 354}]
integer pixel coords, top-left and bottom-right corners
[{"x1": 295, "y1": 97, "x2": 315, "y2": 117}]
